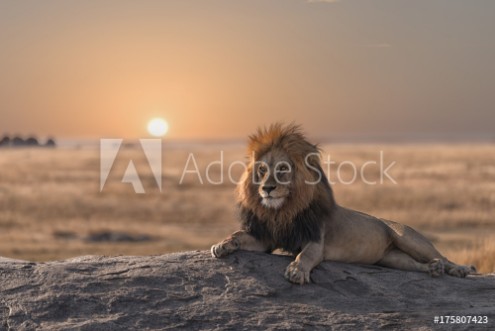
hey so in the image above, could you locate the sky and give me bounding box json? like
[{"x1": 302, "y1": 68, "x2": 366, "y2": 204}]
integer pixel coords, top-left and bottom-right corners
[{"x1": 0, "y1": 0, "x2": 494, "y2": 140}]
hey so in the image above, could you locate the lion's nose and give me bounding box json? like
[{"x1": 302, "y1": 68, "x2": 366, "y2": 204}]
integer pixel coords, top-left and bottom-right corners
[{"x1": 262, "y1": 185, "x2": 276, "y2": 194}]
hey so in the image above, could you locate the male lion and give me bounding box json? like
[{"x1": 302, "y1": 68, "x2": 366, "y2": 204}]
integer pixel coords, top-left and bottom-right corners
[{"x1": 211, "y1": 123, "x2": 476, "y2": 284}]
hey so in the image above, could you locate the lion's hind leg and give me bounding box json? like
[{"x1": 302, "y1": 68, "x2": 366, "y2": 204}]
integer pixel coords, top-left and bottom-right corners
[
  {"x1": 383, "y1": 220, "x2": 476, "y2": 278},
  {"x1": 378, "y1": 249, "x2": 445, "y2": 277},
  {"x1": 384, "y1": 220, "x2": 443, "y2": 262}
]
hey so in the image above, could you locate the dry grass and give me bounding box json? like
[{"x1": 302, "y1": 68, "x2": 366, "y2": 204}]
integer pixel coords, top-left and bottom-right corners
[{"x1": 0, "y1": 143, "x2": 494, "y2": 273}]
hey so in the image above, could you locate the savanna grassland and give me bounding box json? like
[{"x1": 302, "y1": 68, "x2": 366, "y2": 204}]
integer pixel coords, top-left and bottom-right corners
[{"x1": 0, "y1": 143, "x2": 494, "y2": 273}]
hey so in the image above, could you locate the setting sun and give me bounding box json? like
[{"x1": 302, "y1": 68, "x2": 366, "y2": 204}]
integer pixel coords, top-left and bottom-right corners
[{"x1": 147, "y1": 118, "x2": 169, "y2": 137}]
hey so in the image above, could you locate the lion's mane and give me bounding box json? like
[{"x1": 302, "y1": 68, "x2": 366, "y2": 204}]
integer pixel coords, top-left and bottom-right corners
[{"x1": 237, "y1": 123, "x2": 336, "y2": 254}]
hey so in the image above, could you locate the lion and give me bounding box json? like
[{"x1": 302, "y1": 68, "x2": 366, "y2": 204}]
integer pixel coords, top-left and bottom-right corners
[{"x1": 211, "y1": 123, "x2": 476, "y2": 284}]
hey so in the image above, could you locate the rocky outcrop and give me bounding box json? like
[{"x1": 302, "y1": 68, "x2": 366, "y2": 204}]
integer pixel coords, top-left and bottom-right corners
[{"x1": 0, "y1": 251, "x2": 493, "y2": 330}]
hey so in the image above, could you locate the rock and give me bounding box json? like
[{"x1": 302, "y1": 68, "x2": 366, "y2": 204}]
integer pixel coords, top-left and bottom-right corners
[{"x1": 0, "y1": 251, "x2": 493, "y2": 330}]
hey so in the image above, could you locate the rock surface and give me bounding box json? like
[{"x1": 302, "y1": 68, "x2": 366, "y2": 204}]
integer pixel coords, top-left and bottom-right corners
[{"x1": 0, "y1": 251, "x2": 493, "y2": 330}]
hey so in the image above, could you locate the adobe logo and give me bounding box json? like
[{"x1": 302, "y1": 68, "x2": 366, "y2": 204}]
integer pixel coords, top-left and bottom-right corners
[{"x1": 100, "y1": 139, "x2": 162, "y2": 193}]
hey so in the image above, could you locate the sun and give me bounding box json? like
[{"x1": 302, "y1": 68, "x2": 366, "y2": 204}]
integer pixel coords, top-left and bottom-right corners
[{"x1": 147, "y1": 118, "x2": 169, "y2": 137}]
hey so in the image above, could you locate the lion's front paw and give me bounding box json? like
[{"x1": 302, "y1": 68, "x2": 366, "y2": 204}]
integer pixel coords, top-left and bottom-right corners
[
  {"x1": 211, "y1": 238, "x2": 240, "y2": 258},
  {"x1": 428, "y1": 258, "x2": 445, "y2": 277},
  {"x1": 284, "y1": 261, "x2": 310, "y2": 285}
]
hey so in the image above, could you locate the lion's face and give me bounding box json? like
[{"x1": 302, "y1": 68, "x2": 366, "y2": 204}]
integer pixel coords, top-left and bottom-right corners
[
  {"x1": 255, "y1": 149, "x2": 294, "y2": 209},
  {"x1": 238, "y1": 123, "x2": 328, "y2": 221}
]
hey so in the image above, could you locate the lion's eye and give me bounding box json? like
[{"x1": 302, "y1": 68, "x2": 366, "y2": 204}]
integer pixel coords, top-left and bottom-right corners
[
  {"x1": 258, "y1": 166, "x2": 267, "y2": 175},
  {"x1": 279, "y1": 165, "x2": 289, "y2": 172}
]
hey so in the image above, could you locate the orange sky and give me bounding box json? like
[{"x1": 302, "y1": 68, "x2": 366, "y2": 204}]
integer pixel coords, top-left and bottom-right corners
[{"x1": 1, "y1": 0, "x2": 494, "y2": 140}]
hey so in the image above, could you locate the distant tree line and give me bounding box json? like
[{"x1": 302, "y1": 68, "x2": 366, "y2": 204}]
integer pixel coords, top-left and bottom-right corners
[{"x1": 0, "y1": 135, "x2": 56, "y2": 148}]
